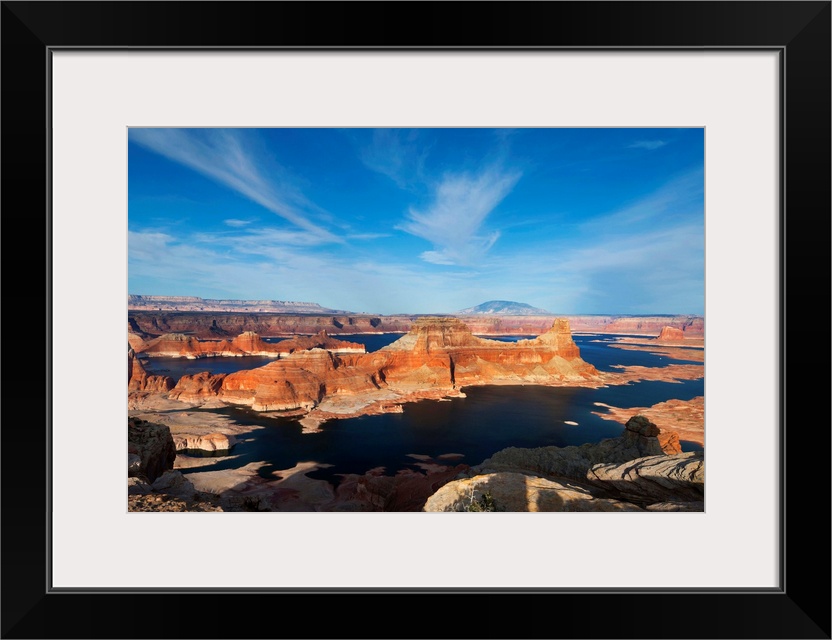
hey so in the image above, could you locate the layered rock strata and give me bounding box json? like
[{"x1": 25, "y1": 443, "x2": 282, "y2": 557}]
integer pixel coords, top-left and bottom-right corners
[
  {"x1": 208, "y1": 317, "x2": 598, "y2": 413},
  {"x1": 656, "y1": 326, "x2": 686, "y2": 342},
  {"x1": 127, "y1": 417, "x2": 176, "y2": 483},
  {"x1": 128, "y1": 352, "x2": 174, "y2": 393},
  {"x1": 127, "y1": 311, "x2": 704, "y2": 340},
  {"x1": 593, "y1": 396, "x2": 704, "y2": 448},
  {"x1": 474, "y1": 415, "x2": 665, "y2": 482},
  {"x1": 134, "y1": 330, "x2": 364, "y2": 359},
  {"x1": 423, "y1": 473, "x2": 645, "y2": 512},
  {"x1": 424, "y1": 415, "x2": 704, "y2": 512},
  {"x1": 587, "y1": 450, "x2": 704, "y2": 504}
]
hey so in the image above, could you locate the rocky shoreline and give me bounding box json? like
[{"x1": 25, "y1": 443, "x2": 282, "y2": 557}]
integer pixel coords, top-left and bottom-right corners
[
  {"x1": 128, "y1": 317, "x2": 704, "y2": 512},
  {"x1": 128, "y1": 413, "x2": 704, "y2": 513}
]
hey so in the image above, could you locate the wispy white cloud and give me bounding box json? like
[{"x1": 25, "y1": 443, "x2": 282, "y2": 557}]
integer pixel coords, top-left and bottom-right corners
[
  {"x1": 347, "y1": 232, "x2": 391, "y2": 241},
  {"x1": 129, "y1": 228, "x2": 480, "y2": 313},
  {"x1": 129, "y1": 129, "x2": 340, "y2": 243},
  {"x1": 583, "y1": 169, "x2": 703, "y2": 230},
  {"x1": 194, "y1": 227, "x2": 326, "y2": 249},
  {"x1": 629, "y1": 140, "x2": 668, "y2": 151},
  {"x1": 224, "y1": 218, "x2": 253, "y2": 227},
  {"x1": 399, "y1": 167, "x2": 521, "y2": 266},
  {"x1": 359, "y1": 129, "x2": 430, "y2": 188}
]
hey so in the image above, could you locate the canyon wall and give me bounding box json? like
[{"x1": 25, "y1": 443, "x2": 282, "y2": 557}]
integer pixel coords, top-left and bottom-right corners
[
  {"x1": 128, "y1": 311, "x2": 704, "y2": 340},
  {"x1": 134, "y1": 330, "x2": 364, "y2": 359},
  {"x1": 132, "y1": 317, "x2": 600, "y2": 414}
]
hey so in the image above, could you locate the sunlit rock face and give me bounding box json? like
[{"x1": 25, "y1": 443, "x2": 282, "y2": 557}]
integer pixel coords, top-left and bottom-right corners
[
  {"x1": 586, "y1": 450, "x2": 704, "y2": 503},
  {"x1": 423, "y1": 472, "x2": 645, "y2": 512},
  {"x1": 130, "y1": 317, "x2": 601, "y2": 414},
  {"x1": 656, "y1": 326, "x2": 686, "y2": 342},
  {"x1": 169, "y1": 372, "x2": 228, "y2": 403},
  {"x1": 268, "y1": 330, "x2": 365, "y2": 354},
  {"x1": 172, "y1": 432, "x2": 236, "y2": 452},
  {"x1": 375, "y1": 317, "x2": 597, "y2": 388},
  {"x1": 132, "y1": 330, "x2": 365, "y2": 360},
  {"x1": 220, "y1": 349, "x2": 380, "y2": 412},
  {"x1": 128, "y1": 352, "x2": 174, "y2": 393}
]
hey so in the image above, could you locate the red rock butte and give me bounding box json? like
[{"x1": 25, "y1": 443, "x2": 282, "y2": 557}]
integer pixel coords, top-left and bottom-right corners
[
  {"x1": 656, "y1": 326, "x2": 686, "y2": 342},
  {"x1": 135, "y1": 317, "x2": 600, "y2": 414},
  {"x1": 133, "y1": 330, "x2": 364, "y2": 359}
]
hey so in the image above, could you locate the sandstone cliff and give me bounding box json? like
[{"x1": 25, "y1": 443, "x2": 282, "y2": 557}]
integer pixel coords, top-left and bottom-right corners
[
  {"x1": 269, "y1": 330, "x2": 365, "y2": 354},
  {"x1": 127, "y1": 311, "x2": 705, "y2": 340},
  {"x1": 221, "y1": 349, "x2": 380, "y2": 412},
  {"x1": 656, "y1": 326, "x2": 686, "y2": 342},
  {"x1": 128, "y1": 417, "x2": 176, "y2": 483},
  {"x1": 214, "y1": 317, "x2": 598, "y2": 414},
  {"x1": 128, "y1": 351, "x2": 175, "y2": 393},
  {"x1": 423, "y1": 415, "x2": 704, "y2": 512},
  {"x1": 134, "y1": 330, "x2": 364, "y2": 359}
]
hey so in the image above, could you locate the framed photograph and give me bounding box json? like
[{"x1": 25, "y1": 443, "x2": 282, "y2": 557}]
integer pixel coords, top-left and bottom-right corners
[{"x1": 3, "y1": 2, "x2": 829, "y2": 638}]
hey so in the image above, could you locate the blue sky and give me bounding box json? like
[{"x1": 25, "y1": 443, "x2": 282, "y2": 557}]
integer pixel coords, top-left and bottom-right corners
[{"x1": 128, "y1": 128, "x2": 704, "y2": 315}]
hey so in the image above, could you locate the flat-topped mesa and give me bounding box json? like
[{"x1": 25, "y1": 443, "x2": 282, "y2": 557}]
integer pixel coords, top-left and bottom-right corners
[
  {"x1": 220, "y1": 349, "x2": 379, "y2": 412},
  {"x1": 136, "y1": 333, "x2": 241, "y2": 359},
  {"x1": 230, "y1": 330, "x2": 279, "y2": 355},
  {"x1": 656, "y1": 326, "x2": 686, "y2": 342},
  {"x1": 134, "y1": 330, "x2": 364, "y2": 359},
  {"x1": 381, "y1": 317, "x2": 493, "y2": 353},
  {"x1": 134, "y1": 317, "x2": 599, "y2": 415},
  {"x1": 514, "y1": 318, "x2": 582, "y2": 358},
  {"x1": 375, "y1": 317, "x2": 597, "y2": 387}
]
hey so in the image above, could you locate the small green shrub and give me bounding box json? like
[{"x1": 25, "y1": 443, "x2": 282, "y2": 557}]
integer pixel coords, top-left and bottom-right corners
[{"x1": 464, "y1": 490, "x2": 498, "y2": 512}]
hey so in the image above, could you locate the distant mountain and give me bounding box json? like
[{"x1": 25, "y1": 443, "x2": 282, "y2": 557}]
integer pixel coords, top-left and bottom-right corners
[{"x1": 456, "y1": 300, "x2": 552, "y2": 316}]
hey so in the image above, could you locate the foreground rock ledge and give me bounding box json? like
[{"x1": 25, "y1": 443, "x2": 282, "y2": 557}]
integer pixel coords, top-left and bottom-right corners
[
  {"x1": 423, "y1": 472, "x2": 644, "y2": 512},
  {"x1": 423, "y1": 415, "x2": 705, "y2": 512}
]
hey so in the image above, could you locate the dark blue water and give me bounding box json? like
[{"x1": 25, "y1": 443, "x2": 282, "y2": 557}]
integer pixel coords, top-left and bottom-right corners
[
  {"x1": 261, "y1": 333, "x2": 406, "y2": 353},
  {"x1": 140, "y1": 355, "x2": 280, "y2": 379},
  {"x1": 172, "y1": 334, "x2": 704, "y2": 484},
  {"x1": 574, "y1": 334, "x2": 703, "y2": 370}
]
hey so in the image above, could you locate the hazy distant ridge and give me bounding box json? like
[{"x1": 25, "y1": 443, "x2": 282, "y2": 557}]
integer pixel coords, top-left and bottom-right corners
[
  {"x1": 457, "y1": 300, "x2": 552, "y2": 315},
  {"x1": 128, "y1": 295, "x2": 349, "y2": 314}
]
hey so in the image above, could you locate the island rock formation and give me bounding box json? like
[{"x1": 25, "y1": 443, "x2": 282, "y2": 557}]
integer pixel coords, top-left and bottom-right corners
[
  {"x1": 424, "y1": 415, "x2": 704, "y2": 512},
  {"x1": 134, "y1": 330, "x2": 364, "y2": 359},
  {"x1": 193, "y1": 317, "x2": 599, "y2": 414}
]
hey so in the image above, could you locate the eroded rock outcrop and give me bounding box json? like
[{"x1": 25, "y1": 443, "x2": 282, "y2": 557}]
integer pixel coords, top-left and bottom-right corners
[
  {"x1": 128, "y1": 352, "x2": 175, "y2": 393},
  {"x1": 425, "y1": 415, "x2": 705, "y2": 511},
  {"x1": 137, "y1": 332, "x2": 278, "y2": 359},
  {"x1": 475, "y1": 415, "x2": 664, "y2": 482},
  {"x1": 214, "y1": 317, "x2": 598, "y2": 414},
  {"x1": 587, "y1": 450, "x2": 704, "y2": 504},
  {"x1": 423, "y1": 472, "x2": 644, "y2": 512},
  {"x1": 271, "y1": 330, "x2": 365, "y2": 354},
  {"x1": 134, "y1": 330, "x2": 365, "y2": 360},
  {"x1": 173, "y1": 432, "x2": 236, "y2": 452},
  {"x1": 221, "y1": 349, "x2": 380, "y2": 411},
  {"x1": 656, "y1": 326, "x2": 686, "y2": 342},
  {"x1": 374, "y1": 317, "x2": 595, "y2": 388},
  {"x1": 127, "y1": 417, "x2": 176, "y2": 482},
  {"x1": 169, "y1": 372, "x2": 228, "y2": 403},
  {"x1": 593, "y1": 396, "x2": 704, "y2": 448}
]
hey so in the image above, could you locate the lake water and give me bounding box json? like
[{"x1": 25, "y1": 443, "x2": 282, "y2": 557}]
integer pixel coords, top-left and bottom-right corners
[{"x1": 161, "y1": 333, "x2": 704, "y2": 484}]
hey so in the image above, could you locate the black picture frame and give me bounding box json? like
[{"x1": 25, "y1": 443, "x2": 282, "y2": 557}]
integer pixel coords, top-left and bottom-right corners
[{"x1": 2, "y1": 2, "x2": 829, "y2": 638}]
